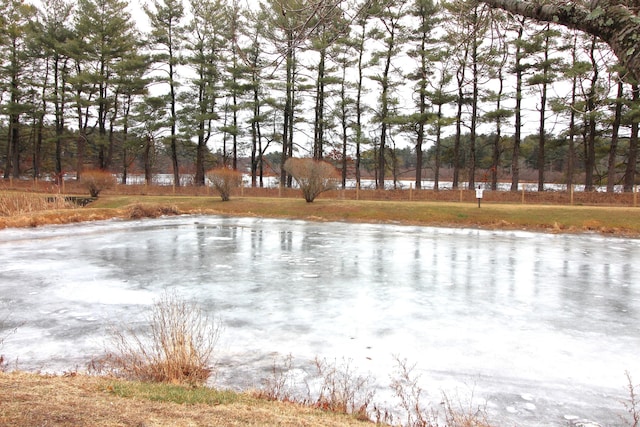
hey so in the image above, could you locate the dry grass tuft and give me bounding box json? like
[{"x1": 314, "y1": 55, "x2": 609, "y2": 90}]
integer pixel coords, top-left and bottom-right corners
[
  {"x1": 92, "y1": 291, "x2": 220, "y2": 386},
  {"x1": 126, "y1": 203, "x2": 180, "y2": 219},
  {"x1": 0, "y1": 192, "x2": 73, "y2": 216}
]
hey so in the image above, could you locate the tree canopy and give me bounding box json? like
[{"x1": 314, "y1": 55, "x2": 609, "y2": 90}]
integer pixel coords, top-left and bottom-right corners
[{"x1": 478, "y1": 0, "x2": 640, "y2": 81}]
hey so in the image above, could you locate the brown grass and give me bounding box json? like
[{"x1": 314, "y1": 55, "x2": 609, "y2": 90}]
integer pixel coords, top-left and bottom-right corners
[
  {"x1": 126, "y1": 203, "x2": 181, "y2": 219},
  {"x1": 0, "y1": 192, "x2": 74, "y2": 216},
  {"x1": 0, "y1": 371, "x2": 371, "y2": 427},
  {"x1": 1, "y1": 190, "x2": 639, "y2": 237}
]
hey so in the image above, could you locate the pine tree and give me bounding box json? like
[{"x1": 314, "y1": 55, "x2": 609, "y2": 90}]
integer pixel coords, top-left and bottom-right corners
[
  {"x1": 406, "y1": 0, "x2": 439, "y2": 189},
  {"x1": 144, "y1": 0, "x2": 185, "y2": 187},
  {"x1": 526, "y1": 23, "x2": 562, "y2": 191},
  {"x1": 368, "y1": 0, "x2": 409, "y2": 189},
  {"x1": 0, "y1": 0, "x2": 38, "y2": 178},
  {"x1": 74, "y1": 0, "x2": 138, "y2": 171},
  {"x1": 183, "y1": 0, "x2": 225, "y2": 185}
]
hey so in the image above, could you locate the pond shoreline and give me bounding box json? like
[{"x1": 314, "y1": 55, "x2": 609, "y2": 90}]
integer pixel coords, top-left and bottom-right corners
[{"x1": 1, "y1": 193, "x2": 639, "y2": 238}]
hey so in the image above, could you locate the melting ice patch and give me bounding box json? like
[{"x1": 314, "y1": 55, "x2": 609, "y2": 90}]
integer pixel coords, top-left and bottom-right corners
[{"x1": 0, "y1": 215, "x2": 639, "y2": 426}]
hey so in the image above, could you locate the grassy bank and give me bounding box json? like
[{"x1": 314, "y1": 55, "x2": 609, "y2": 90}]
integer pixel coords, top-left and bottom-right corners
[
  {"x1": 1, "y1": 192, "x2": 639, "y2": 237},
  {"x1": 0, "y1": 371, "x2": 370, "y2": 427}
]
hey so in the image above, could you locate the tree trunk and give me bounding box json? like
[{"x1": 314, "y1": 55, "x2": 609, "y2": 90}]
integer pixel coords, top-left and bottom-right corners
[
  {"x1": 585, "y1": 36, "x2": 599, "y2": 191},
  {"x1": 624, "y1": 84, "x2": 639, "y2": 191},
  {"x1": 511, "y1": 18, "x2": 525, "y2": 191},
  {"x1": 607, "y1": 79, "x2": 624, "y2": 192}
]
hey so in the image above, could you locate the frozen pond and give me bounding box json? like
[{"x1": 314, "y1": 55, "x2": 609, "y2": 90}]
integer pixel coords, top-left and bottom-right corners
[{"x1": 1, "y1": 216, "x2": 639, "y2": 426}]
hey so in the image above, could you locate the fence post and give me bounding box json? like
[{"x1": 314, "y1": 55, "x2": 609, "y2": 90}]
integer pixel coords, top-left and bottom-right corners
[
  {"x1": 635, "y1": 185, "x2": 638, "y2": 207},
  {"x1": 570, "y1": 184, "x2": 574, "y2": 205},
  {"x1": 409, "y1": 183, "x2": 413, "y2": 201},
  {"x1": 356, "y1": 182, "x2": 360, "y2": 201},
  {"x1": 521, "y1": 184, "x2": 525, "y2": 204}
]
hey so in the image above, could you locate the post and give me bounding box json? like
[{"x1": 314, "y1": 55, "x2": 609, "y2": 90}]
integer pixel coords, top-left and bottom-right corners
[
  {"x1": 521, "y1": 184, "x2": 525, "y2": 204},
  {"x1": 409, "y1": 183, "x2": 413, "y2": 201},
  {"x1": 459, "y1": 189, "x2": 463, "y2": 203},
  {"x1": 356, "y1": 182, "x2": 360, "y2": 201},
  {"x1": 475, "y1": 185, "x2": 484, "y2": 208},
  {"x1": 570, "y1": 184, "x2": 574, "y2": 205},
  {"x1": 635, "y1": 185, "x2": 638, "y2": 207}
]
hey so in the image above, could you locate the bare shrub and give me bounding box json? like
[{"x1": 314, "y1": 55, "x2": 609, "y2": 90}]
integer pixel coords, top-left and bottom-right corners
[
  {"x1": 93, "y1": 291, "x2": 220, "y2": 386},
  {"x1": 283, "y1": 158, "x2": 339, "y2": 202},
  {"x1": 390, "y1": 356, "x2": 434, "y2": 427},
  {"x1": 126, "y1": 203, "x2": 180, "y2": 219},
  {"x1": 441, "y1": 391, "x2": 492, "y2": 427},
  {"x1": 0, "y1": 313, "x2": 21, "y2": 372},
  {"x1": 256, "y1": 353, "x2": 297, "y2": 401},
  {"x1": 206, "y1": 167, "x2": 243, "y2": 202},
  {"x1": 623, "y1": 371, "x2": 640, "y2": 427},
  {"x1": 254, "y1": 355, "x2": 375, "y2": 421},
  {"x1": 390, "y1": 356, "x2": 493, "y2": 427},
  {"x1": 310, "y1": 357, "x2": 375, "y2": 420},
  {"x1": 80, "y1": 170, "x2": 116, "y2": 197}
]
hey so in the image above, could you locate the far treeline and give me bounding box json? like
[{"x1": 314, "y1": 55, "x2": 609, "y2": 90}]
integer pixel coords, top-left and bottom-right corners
[{"x1": 1, "y1": 0, "x2": 639, "y2": 192}]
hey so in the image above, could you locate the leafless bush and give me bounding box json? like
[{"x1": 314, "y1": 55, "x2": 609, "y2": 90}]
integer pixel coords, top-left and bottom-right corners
[
  {"x1": 0, "y1": 313, "x2": 21, "y2": 372},
  {"x1": 441, "y1": 391, "x2": 492, "y2": 427},
  {"x1": 0, "y1": 193, "x2": 72, "y2": 216},
  {"x1": 283, "y1": 158, "x2": 339, "y2": 202},
  {"x1": 623, "y1": 371, "x2": 640, "y2": 427},
  {"x1": 389, "y1": 356, "x2": 493, "y2": 427},
  {"x1": 255, "y1": 353, "x2": 297, "y2": 401},
  {"x1": 126, "y1": 203, "x2": 180, "y2": 219},
  {"x1": 390, "y1": 356, "x2": 435, "y2": 427},
  {"x1": 254, "y1": 355, "x2": 375, "y2": 421},
  {"x1": 80, "y1": 170, "x2": 116, "y2": 197},
  {"x1": 206, "y1": 167, "x2": 243, "y2": 201},
  {"x1": 310, "y1": 357, "x2": 375, "y2": 420},
  {"x1": 92, "y1": 290, "x2": 220, "y2": 386}
]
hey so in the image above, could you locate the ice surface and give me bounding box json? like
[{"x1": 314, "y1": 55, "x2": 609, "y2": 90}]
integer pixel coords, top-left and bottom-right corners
[{"x1": 1, "y1": 216, "x2": 639, "y2": 426}]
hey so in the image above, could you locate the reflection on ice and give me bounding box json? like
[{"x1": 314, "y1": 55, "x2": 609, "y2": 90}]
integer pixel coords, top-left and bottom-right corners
[{"x1": 0, "y1": 216, "x2": 639, "y2": 426}]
